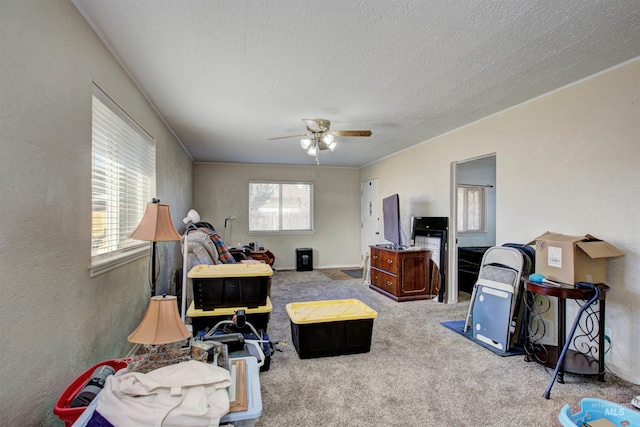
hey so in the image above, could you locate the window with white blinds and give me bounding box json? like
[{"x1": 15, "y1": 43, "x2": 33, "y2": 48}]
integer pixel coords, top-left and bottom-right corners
[
  {"x1": 457, "y1": 185, "x2": 486, "y2": 233},
  {"x1": 249, "y1": 181, "x2": 313, "y2": 233},
  {"x1": 91, "y1": 84, "x2": 155, "y2": 276}
]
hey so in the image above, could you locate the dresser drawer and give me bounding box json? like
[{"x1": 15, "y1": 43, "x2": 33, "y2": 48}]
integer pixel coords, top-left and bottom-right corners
[
  {"x1": 368, "y1": 245, "x2": 432, "y2": 302},
  {"x1": 370, "y1": 268, "x2": 397, "y2": 295},
  {"x1": 371, "y1": 248, "x2": 398, "y2": 274}
]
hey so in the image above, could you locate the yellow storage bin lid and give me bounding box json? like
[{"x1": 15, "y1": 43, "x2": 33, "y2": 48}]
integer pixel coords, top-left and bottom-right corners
[
  {"x1": 286, "y1": 299, "x2": 378, "y2": 324},
  {"x1": 188, "y1": 263, "x2": 273, "y2": 278},
  {"x1": 187, "y1": 297, "x2": 272, "y2": 318}
]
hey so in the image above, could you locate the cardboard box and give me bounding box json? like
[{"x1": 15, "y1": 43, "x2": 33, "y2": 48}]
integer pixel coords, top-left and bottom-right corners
[{"x1": 529, "y1": 232, "x2": 624, "y2": 285}]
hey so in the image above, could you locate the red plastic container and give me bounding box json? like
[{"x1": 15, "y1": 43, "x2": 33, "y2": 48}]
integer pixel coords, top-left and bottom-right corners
[{"x1": 54, "y1": 359, "x2": 129, "y2": 426}]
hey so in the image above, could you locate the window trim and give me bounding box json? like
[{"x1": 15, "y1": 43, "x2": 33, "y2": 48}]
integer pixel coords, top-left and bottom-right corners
[
  {"x1": 89, "y1": 84, "x2": 156, "y2": 277},
  {"x1": 248, "y1": 180, "x2": 314, "y2": 234},
  {"x1": 90, "y1": 246, "x2": 149, "y2": 277}
]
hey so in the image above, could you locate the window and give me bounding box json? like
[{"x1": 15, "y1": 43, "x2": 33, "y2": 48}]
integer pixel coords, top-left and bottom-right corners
[
  {"x1": 457, "y1": 185, "x2": 486, "y2": 233},
  {"x1": 249, "y1": 181, "x2": 313, "y2": 233},
  {"x1": 90, "y1": 84, "x2": 155, "y2": 276}
]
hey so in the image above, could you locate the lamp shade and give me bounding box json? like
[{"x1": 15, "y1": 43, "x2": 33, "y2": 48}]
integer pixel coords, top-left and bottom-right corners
[
  {"x1": 129, "y1": 202, "x2": 181, "y2": 242},
  {"x1": 128, "y1": 295, "x2": 191, "y2": 344},
  {"x1": 182, "y1": 209, "x2": 201, "y2": 225}
]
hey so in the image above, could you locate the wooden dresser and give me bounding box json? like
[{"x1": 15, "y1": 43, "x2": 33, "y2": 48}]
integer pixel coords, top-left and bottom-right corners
[
  {"x1": 369, "y1": 245, "x2": 433, "y2": 302},
  {"x1": 249, "y1": 249, "x2": 275, "y2": 267}
]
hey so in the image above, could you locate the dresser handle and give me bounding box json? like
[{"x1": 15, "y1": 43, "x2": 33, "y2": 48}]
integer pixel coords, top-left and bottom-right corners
[
  {"x1": 373, "y1": 255, "x2": 378, "y2": 260},
  {"x1": 387, "y1": 281, "x2": 393, "y2": 286},
  {"x1": 387, "y1": 259, "x2": 393, "y2": 264}
]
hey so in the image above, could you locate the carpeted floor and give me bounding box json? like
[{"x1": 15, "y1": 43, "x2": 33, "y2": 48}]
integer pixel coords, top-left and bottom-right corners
[{"x1": 256, "y1": 270, "x2": 640, "y2": 426}]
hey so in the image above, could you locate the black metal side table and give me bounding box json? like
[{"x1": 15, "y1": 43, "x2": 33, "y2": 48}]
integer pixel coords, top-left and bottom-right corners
[{"x1": 523, "y1": 279, "x2": 609, "y2": 386}]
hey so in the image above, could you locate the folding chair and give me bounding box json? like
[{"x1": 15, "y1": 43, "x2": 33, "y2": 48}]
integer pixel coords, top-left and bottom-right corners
[{"x1": 463, "y1": 246, "x2": 524, "y2": 351}]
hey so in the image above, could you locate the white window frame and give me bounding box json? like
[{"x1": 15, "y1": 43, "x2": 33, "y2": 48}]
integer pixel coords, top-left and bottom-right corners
[
  {"x1": 248, "y1": 181, "x2": 314, "y2": 234},
  {"x1": 90, "y1": 84, "x2": 156, "y2": 276},
  {"x1": 457, "y1": 185, "x2": 487, "y2": 234}
]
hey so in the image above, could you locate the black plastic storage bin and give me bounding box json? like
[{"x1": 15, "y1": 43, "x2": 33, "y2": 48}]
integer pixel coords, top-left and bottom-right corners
[
  {"x1": 191, "y1": 313, "x2": 270, "y2": 335},
  {"x1": 290, "y1": 318, "x2": 374, "y2": 359},
  {"x1": 285, "y1": 299, "x2": 378, "y2": 359},
  {"x1": 188, "y1": 298, "x2": 272, "y2": 335},
  {"x1": 188, "y1": 264, "x2": 273, "y2": 310},
  {"x1": 193, "y1": 277, "x2": 269, "y2": 309},
  {"x1": 296, "y1": 248, "x2": 313, "y2": 271}
]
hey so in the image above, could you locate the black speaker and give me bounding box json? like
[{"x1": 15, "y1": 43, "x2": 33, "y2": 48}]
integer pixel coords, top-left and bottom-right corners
[{"x1": 296, "y1": 248, "x2": 313, "y2": 271}]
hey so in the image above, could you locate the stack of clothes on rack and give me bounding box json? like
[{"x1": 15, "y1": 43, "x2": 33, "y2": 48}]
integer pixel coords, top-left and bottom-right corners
[{"x1": 182, "y1": 224, "x2": 237, "y2": 267}]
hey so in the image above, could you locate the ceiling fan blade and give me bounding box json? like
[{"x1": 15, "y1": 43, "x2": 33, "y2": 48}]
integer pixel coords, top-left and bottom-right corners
[
  {"x1": 332, "y1": 130, "x2": 372, "y2": 137},
  {"x1": 267, "y1": 133, "x2": 307, "y2": 141},
  {"x1": 302, "y1": 118, "x2": 330, "y2": 133}
]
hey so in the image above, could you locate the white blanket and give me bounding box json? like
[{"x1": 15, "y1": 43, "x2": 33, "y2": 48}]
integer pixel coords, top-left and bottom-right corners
[{"x1": 94, "y1": 360, "x2": 232, "y2": 427}]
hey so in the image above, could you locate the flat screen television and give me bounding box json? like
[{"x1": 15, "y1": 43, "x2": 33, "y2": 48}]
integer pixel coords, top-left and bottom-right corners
[{"x1": 382, "y1": 193, "x2": 402, "y2": 248}]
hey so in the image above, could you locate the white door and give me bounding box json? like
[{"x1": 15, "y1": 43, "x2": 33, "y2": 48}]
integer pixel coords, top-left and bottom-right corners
[{"x1": 361, "y1": 179, "x2": 382, "y2": 266}]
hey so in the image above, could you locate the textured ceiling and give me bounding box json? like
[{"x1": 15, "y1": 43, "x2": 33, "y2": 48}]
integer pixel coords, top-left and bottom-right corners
[{"x1": 72, "y1": 0, "x2": 640, "y2": 167}]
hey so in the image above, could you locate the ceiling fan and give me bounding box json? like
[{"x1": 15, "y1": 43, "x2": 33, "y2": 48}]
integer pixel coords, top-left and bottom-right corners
[{"x1": 268, "y1": 118, "x2": 372, "y2": 164}]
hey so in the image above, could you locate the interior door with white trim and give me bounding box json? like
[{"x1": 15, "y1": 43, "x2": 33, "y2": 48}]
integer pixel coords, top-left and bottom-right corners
[{"x1": 361, "y1": 179, "x2": 381, "y2": 266}]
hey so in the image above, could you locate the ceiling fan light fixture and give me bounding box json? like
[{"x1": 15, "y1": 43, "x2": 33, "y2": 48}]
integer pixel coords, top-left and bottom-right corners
[
  {"x1": 322, "y1": 133, "x2": 334, "y2": 144},
  {"x1": 271, "y1": 118, "x2": 371, "y2": 163}
]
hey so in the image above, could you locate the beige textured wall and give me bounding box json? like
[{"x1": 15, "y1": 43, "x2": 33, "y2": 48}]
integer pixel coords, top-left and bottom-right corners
[
  {"x1": 361, "y1": 59, "x2": 640, "y2": 384},
  {"x1": 193, "y1": 163, "x2": 362, "y2": 270},
  {"x1": 0, "y1": 1, "x2": 193, "y2": 425},
  {"x1": 2, "y1": 7, "x2": 638, "y2": 427}
]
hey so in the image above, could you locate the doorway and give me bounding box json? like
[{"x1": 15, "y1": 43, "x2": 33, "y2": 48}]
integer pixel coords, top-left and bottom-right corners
[
  {"x1": 449, "y1": 154, "x2": 496, "y2": 303},
  {"x1": 361, "y1": 178, "x2": 382, "y2": 267}
]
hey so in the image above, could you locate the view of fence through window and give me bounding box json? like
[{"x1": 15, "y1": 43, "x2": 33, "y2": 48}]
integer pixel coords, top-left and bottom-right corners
[
  {"x1": 249, "y1": 181, "x2": 313, "y2": 232},
  {"x1": 91, "y1": 86, "x2": 155, "y2": 263}
]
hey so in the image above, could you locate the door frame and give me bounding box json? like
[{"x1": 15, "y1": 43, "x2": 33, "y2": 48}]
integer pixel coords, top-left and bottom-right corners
[
  {"x1": 449, "y1": 153, "x2": 497, "y2": 304},
  {"x1": 360, "y1": 178, "x2": 381, "y2": 267}
]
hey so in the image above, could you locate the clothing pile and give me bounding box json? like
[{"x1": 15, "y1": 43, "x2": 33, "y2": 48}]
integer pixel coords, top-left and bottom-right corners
[
  {"x1": 182, "y1": 226, "x2": 236, "y2": 267},
  {"x1": 87, "y1": 360, "x2": 231, "y2": 427}
]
